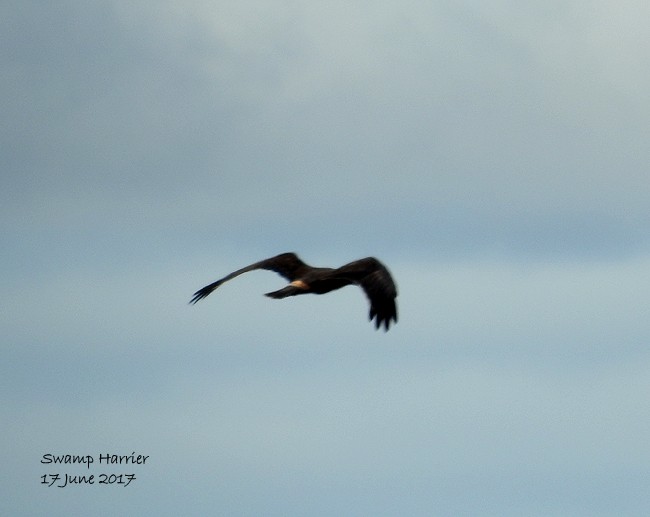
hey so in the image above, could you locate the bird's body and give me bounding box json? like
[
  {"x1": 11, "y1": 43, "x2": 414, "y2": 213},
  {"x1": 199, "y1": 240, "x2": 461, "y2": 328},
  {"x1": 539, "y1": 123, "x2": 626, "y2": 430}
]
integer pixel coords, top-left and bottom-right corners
[{"x1": 190, "y1": 252, "x2": 398, "y2": 330}]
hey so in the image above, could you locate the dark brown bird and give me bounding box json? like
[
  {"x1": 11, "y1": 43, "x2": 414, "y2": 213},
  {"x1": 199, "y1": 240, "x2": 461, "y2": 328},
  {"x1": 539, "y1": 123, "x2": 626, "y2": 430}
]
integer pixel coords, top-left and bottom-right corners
[{"x1": 190, "y1": 252, "x2": 398, "y2": 330}]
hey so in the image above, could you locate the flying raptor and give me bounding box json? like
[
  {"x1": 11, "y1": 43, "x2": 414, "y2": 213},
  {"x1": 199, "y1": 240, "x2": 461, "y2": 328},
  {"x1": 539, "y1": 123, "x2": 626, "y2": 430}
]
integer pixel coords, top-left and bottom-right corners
[{"x1": 190, "y1": 252, "x2": 398, "y2": 330}]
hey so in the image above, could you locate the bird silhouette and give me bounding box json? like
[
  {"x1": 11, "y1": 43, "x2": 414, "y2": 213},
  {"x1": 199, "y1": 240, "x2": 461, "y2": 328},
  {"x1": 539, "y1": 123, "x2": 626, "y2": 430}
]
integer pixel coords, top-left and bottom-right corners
[{"x1": 190, "y1": 252, "x2": 398, "y2": 330}]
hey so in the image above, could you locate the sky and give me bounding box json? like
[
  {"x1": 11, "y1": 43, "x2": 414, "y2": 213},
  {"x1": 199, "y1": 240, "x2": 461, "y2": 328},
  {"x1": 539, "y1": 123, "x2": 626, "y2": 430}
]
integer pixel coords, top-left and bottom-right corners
[{"x1": 2, "y1": 0, "x2": 650, "y2": 515}]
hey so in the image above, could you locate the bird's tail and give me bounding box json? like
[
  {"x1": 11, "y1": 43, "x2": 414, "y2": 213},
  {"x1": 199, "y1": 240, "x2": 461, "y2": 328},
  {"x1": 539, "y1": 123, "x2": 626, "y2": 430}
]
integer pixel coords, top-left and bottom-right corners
[{"x1": 265, "y1": 285, "x2": 304, "y2": 299}]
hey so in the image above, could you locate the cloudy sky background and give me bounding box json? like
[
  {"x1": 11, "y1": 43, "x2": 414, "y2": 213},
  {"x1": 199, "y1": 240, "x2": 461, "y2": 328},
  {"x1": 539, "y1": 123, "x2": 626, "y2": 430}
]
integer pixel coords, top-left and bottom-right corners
[{"x1": 3, "y1": 0, "x2": 650, "y2": 515}]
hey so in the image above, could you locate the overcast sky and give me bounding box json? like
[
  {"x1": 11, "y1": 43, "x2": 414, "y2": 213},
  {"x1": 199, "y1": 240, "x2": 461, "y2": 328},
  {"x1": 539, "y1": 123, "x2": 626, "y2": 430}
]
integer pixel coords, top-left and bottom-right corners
[{"x1": 3, "y1": 1, "x2": 650, "y2": 515}]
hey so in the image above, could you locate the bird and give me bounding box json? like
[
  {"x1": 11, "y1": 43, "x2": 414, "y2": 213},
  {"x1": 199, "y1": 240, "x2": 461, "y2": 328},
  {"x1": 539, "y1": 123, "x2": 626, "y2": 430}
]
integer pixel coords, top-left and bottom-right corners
[{"x1": 190, "y1": 252, "x2": 398, "y2": 330}]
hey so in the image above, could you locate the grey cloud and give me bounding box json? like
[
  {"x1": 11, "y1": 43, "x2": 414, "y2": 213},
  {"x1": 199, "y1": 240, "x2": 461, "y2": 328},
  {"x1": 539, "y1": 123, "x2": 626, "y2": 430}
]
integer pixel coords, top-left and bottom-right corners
[{"x1": 3, "y1": 1, "x2": 650, "y2": 515}]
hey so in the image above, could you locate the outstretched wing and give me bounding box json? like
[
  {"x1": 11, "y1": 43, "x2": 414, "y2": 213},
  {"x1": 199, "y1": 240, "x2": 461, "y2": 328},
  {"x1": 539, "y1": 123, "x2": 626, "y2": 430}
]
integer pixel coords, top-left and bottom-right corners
[
  {"x1": 335, "y1": 257, "x2": 398, "y2": 331},
  {"x1": 189, "y1": 252, "x2": 310, "y2": 304}
]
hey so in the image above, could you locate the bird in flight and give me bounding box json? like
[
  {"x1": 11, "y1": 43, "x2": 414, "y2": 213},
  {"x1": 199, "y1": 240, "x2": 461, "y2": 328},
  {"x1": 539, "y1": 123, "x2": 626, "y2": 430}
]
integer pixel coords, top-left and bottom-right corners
[{"x1": 190, "y1": 252, "x2": 398, "y2": 330}]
